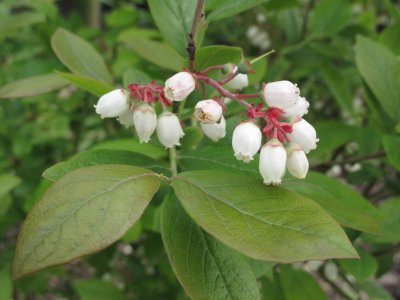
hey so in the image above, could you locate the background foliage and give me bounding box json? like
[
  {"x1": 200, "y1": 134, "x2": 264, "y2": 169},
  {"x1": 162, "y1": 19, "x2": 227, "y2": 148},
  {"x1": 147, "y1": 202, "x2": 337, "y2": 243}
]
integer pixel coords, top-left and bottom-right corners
[{"x1": 1, "y1": 0, "x2": 400, "y2": 299}]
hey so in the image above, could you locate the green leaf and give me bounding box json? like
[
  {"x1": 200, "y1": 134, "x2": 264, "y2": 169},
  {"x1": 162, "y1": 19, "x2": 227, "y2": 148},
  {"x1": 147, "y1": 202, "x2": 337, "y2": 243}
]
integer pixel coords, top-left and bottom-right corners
[
  {"x1": 361, "y1": 280, "x2": 395, "y2": 300},
  {"x1": 0, "y1": 174, "x2": 21, "y2": 198},
  {"x1": 309, "y1": 0, "x2": 352, "y2": 37},
  {"x1": 338, "y1": 248, "x2": 377, "y2": 282},
  {"x1": 148, "y1": 0, "x2": 197, "y2": 57},
  {"x1": 51, "y1": 28, "x2": 112, "y2": 83},
  {"x1": 0, "y1": 270, "x2": 12, "y2": 300},
  {"x1": 382, "y1": 134, "x2": 400, "y2": 170},
  {"x1": 123, "y1": 69, "x2": 151, "y2": 87},
  {"x1": 121, "y1": 35, "x2": 184, "y2": 71},
  {"x1": 260, "y1": 275, "x2": 286, "y2": 300},
  {"x1": 161, "y1": 192, "x2": 260, "y2": 300},
  {"x1": 207, "y1": 0, "x2": 269, "y2": 22},
  {"x1": 43, "y1": 150, "x2": 170, "y2": 181},
  {"x1": 92, "y1": 138, "x2": 166, "y2": 160},
  {"x1": 355, "y1": 36, "x2": 400, "y2": 121},
  {"x1": 0, "y1": 12, "x2": 45, "y2": 36},
  {"x1": 283, "y1": 172, "x2": 381, "y2": 234},
  {"x1": 195, "y1": 46, "x2": 243, "y2": 70},
  {"x1": 0, "y1": 74, "x2": 68, "y2": 99},
  {"x1": 55, "y1": 71, "x2": 113, "y2": 97},
  {"x1": 279, "y1": 265, "x2": 328, "y2": 300},
  {"x1": 172, "y1": 170, "x2": 358, "y2": 262},
  {"x1": 180, "y1": 127, "x2": 203, "y2": 151},
  {"x1": 362, "y1": 197, "x2": 400, "y2": 244},
  {"x1": 73, "y1": 279, "x2": 127, "y2": 300},
  {"x1": 13, "y1": 165, "x2": 160, "y2": 279}
]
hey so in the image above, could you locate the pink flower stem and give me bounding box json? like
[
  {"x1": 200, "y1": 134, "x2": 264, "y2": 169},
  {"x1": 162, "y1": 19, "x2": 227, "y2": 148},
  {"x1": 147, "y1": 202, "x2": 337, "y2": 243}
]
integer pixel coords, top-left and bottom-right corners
[{"x1": 201, "y1": 65, "x2": 224, "y2": 73}]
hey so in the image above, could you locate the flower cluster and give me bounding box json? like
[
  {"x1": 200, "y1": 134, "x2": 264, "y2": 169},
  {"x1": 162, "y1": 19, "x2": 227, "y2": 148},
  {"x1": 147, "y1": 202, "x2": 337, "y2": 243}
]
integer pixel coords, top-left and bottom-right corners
[{"x1": 94, "y1": 65, "x2": 318, "y2": 185}]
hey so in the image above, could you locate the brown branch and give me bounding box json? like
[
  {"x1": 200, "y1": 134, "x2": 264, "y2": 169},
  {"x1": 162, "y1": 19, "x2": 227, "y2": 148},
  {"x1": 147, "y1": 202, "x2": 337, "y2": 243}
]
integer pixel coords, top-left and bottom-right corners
[{"x1": 187, "y1": 0, "x2": 205, "y2": 71}]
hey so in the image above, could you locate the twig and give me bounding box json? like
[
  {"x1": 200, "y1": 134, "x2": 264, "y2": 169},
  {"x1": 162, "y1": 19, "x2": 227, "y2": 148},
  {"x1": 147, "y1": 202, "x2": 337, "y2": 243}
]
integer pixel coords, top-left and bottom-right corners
[
  {"x1": 187, "y1": 0, "x2": 205, "y2": 71},
  {"x1": 314, "y1": 150, "x2": 386, "y2": 168}
]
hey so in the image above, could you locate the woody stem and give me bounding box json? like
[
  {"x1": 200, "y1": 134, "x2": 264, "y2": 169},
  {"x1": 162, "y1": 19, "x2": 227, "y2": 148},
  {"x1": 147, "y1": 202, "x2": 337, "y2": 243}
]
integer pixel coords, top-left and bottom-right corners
[{"x1": 187, "y1": 0, "x2": 205, "y2": 71}]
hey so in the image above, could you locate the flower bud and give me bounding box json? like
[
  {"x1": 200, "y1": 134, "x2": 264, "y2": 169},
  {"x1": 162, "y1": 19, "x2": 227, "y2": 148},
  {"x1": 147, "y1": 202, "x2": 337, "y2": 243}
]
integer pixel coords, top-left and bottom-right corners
[
  {"x1": 156, "y1": 112, "x2": 185, "y2": 148},
  {"x1": 133, "y1": 104, "x2": 157, "y2": 143},
  {"x1": 201, "y1": 116, "x2": 226, "y2": 142},
  {"x1": 164, "y1": 72, "x2": 196, "y2": 102},
  {"x1": 287, "y1": 145, "x2": 309, "y2": 179},
  {"x1": 284, "y1": 97, "x2": 310, "y2": 118},
  {"x1": 227, "y1": 73, "x2": 249, "y2": 90},
  {"x1": 194, "y1": 99, "x2": 223, "y2": 124},
  {"x1": 263, "y1": 80, "x2": 300, "y2": 109},
  {"x1": 117, "y1": 109, "x2": 134, "y2": 128},
  {"x1": 259, "y1": 140, "x2": 287, "y2": 185},
  {"x1": 95, "y1": 89, "x2": 130, "y2": 118},
  {"x1": 232, "y1": 122, "x2": 262, "y2": 163},
  {"x1": 289, "y1": 119, "x2": 318, "y2": 153}
]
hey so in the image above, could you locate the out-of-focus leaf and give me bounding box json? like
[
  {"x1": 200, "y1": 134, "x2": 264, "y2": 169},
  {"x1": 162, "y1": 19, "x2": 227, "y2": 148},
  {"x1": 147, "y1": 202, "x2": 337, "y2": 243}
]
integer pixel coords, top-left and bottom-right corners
[
  {"x1": 382, "y1": 134, "x2": 400, "y2": 171},
  {"x1": 0, "y1": 13, "x2": 45, "y2": 36},
  {"x1": 13, "y1": 165, "x2": 160, "y2": 279},
  {"x1": 73, "y1": 279, "x2": 127, "y2": 300},
  {"x1": 55, "y1": 71, "x2": 113, "y2": 97},
  {"x1": 0, "y1": 74, "x2": 68, "y2": 99},
  {"x1": 0, "y1": 174, "x2": 21, "y2": 198},
  {"x1": 355, "y1": 36, "x2": 400, "y2": 121},
  {"x1": 207, "y1": 0, "x2": 269, "y2": 22},
  {"x1": 51, "y1": 28, "x2": 112, "y2": 83},
  {"x1": 379, "y1": 22, "x2": 400, "y2": 55},
  {"x1": 180, "y1": 127, "x2": 203, "y2": 151},
  {"x1": 338, "y1": 247, "x2": 377, "y2": 282},
  {"x1": 361, "y1": 280, "x2": 395, "y2": 300},
  {"x1": 123, "y1": 69, "x2": 151, "y2": 87},
  {"x1": 161, "y1": 193, "x2": 260, "y2": 299},
  {"x1": 284, "y1": 172, "x2": 381, "y2": 234},
  {"x1": 172, "y1": 170, "x2": 358, "y2": 262},
  {"x1": 148, "y1": 0, "x2": 197, "y2": 57},
  {"x1": 194, "y1": 45, "x2": 243, "y2": 70},
  {"x1": 0, "y1": 270, "x2": 12, "y2": 300}
]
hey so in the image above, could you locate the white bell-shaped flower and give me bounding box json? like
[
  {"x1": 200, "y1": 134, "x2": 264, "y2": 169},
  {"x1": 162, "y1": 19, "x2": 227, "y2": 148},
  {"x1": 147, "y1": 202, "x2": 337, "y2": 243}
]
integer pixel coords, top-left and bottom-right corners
[
  {"x1": 289, "y1": 119, "x2": 318, "y2": 153},
  {"x1": 117, "y1": 109, "x2": 134, "y2": 128},
  {"x1": 232, "y1": 122, "x2": 262, "y2": 163},
  {"x1": 201, "y1": 116, "x2": 226, "y2": 142},
  {"x1": 287, "y1": 145, "x2": 309, "y2": 179},
  {"x1": 263, "y1": 80, "x2": 300, "y2": 109},
  {"x1": 194, "y1": 99, "x2": 223, "y2": 124},
  {"x1": 259, "y1": 139, "x2": 287, "y2": 185},
  {"x1": 156, "y1": 112, "x2": 185, "y2": 148},
  {"x1": 164, "y1": 72, "x2": 196, "y2": 102},
  {"x1": 284, "y1": 97, "x2": 310, "y2": 118},
  {"x1": 95, "y1": 89, "x2": 130, "y2": 118},
  {"x1": 226, "y1": 73, "x2": 249, "y2": 90},
  {"x1": 133, "y1": 104, "x2": 157, "y2": 143}
]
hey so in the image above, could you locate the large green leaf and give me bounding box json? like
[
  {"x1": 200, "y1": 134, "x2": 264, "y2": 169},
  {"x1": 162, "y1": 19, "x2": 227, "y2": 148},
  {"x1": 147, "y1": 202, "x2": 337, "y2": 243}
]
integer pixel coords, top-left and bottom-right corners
[
  {"x1": 161, "y1": 193, "x2": 260, "y2": 300},
  {"x1": 172, "y1": 170, "x2": 358, "y2": 262},
  {"x1": 382, "y1": 134, "x2": 400, "y2": 171},
  {"x1": 148, "y1": 0, "x2": 197, "y2": 57},
  {"x1": 309, "y1": 0, "x2": 352, "y2": 37},
  {"x1": 73, "y1": 279, "x2": 127, "y2": 300},
  {"x1": 13, "y1": 165, "x2": 160, "y2": 279},
  {"x1": 55, "y1": 71, "x2": 113, "y2": 97},
  {"x1": 338, "y1": 247, "x2": 377, "y2": 282},
  {"x1": 0, "y1": 74, "x2": 68, "y2": 99},
  {"x1": 283, "y1": 172, "x2": 381, "y2": 234},
  {"x1": 0, "y1": 174, "x2": 21, "y2": 198},
  {"x1": 0, "y1": 271, "x2": 12, "y2": 300},
  {"x1": 51, "y1": 28, "x2": 112, "y2": 83},
  {"x1": 123, "y1": 69, "x2": 151, "y2": 87},
  {"x1": 355, "y1": 36, "x2": 400, "y2": 121},
  {"x1": 279, "y1": 265, "x2": 328, "y2": 300},
  {"x1": 195, "y1": 45, "x2": 243, "y2": 70},
  {"x1": 43, "y1": 150, "x2": 170, "y2": 181},
  {"x1": 207, "y1": 0, "x2": 269, "y2": 22},
  {"x1": 121, "y1": 35, "x2": 184, "y2": 71}
]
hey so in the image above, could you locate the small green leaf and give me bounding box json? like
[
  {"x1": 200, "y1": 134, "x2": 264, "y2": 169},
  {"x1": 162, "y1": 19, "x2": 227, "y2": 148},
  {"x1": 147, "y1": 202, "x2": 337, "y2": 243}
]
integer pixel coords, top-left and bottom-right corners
[
  {"x1": 43, "y1": 150, "x2": 170, "y2": 181},
  {"x1": 195, "y1": 45, "x2": 243, "y2": 70},
  {"x1": 0, "y1": 13, "x2": 45, "y2": 36},
  {"x1": 283, "y1": 172, "x2": 381, "y2": 234},
  {"x1": 121, "y1": 36, "x2": 184, "y2": 71},
  {"x1": 355, "y1": 36, "x2": 400, "y2": 121},
  {"x1": 13, "y1": 165, "x2": 160, "y2": 279},
  {"x1": 339, "y1": 248, "x2": 378, "y2": 282},
  {"x1": 0, "y1": 74, "x2": 68, "y2": 99},
  {"x1": 172, "y1": 170, "x2": 358, "y2": 262},
  {"x1": 51, "y1": 28, "x2": 112, "y2": 83},
  {"x1": 148, "y1": 0, "x2": 197, "y2": 57},
  {"x1": 279, "y1": 265, "x2": 328, "y2": 300},
  {"x1": 55, "y1": 71, "x2": 113, "y2": 97},
  {"x1": 207, "y1": 0, "x2": 269, "y2": 22},
  {"x1": 161, "y1": 192, "x2": 260, "y2": 300},
  {"x1": 73, "y1": 279, "x2": 127, "y2": 300},
  {"x1": 309, "y1": 0, "x2": 352, "y2": 37},
  {"x1": 382, "y1": 134, "x2": 400, "y2": 170},
  {"x1": 0, "y1": 174, "x2": 21, "y2": 198}
]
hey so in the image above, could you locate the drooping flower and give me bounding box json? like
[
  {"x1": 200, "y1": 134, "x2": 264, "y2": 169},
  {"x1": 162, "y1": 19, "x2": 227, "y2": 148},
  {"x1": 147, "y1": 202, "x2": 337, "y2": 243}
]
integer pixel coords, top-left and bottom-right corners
[
  {"x1": 194, "y1": 99, "x2": 223, "y2": 124},
  {"x1": 164, "y1": 72, "x2": 196, "y2": 102},
  {"x1": 286, "y1": 144, "x2": 309, "y2": 179},
  {"x1": 117, "y1": 109, "x2": 134, "y2": 128},
  {"x1": 232, "y1": 122, "x2": 262, "y2": 163},
  {"x1": 226, "y1": 73, "x2": 249, "y2": 90},
  {"x1": 95, "y1": 89, "x2": 130, "y2": 118},
  {"x1": 201, "y1": 116, "x2": 226, "y2": 142},
  {"x1": 156, "y1": 112, "x2": 185, "y2": 148},
  {"x1": 289, "y1": 118, "x2": 318, "y2": 153},
  {"x1": 263, "y1": 80, "x2": 300, "y2": 109},
  {"x1": 259, "y1": 139, "x2": 287, "y2": 185},
  {"x1": 133, "y1": 104, "x2": 157, "y2": 143},
  {"x1": 284, "y1": 97, "x2": 309, "y2": 118}
]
